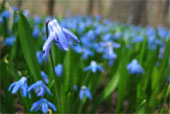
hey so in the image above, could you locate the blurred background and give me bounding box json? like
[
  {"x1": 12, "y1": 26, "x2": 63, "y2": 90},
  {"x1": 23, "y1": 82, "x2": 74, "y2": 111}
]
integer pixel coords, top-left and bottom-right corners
[{"x1": 4, "y1": 0, "x2": 170, "y2": 27}]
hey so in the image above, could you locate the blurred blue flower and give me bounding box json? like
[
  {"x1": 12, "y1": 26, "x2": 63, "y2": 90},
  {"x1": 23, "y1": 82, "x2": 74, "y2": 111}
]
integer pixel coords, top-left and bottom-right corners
[
  {"x1": 36, "y1": 51, "x2": 48, "y2": 64},
  {"x1": 84, "y1": 61, "x2": 103, "y2": 73},
  {"x1": 3, "y1": 35, "x2": 16, "y2": 46},
  {"x1": 127, "y1": 59, "x2": 144, "y2": 75},
  {"x1": 31, "y1": 98, "x2": 56, "y2": 113},
  {"x1": 158, "y1": 46, "x2": 165, "y2": 59},
  {"x1": 23, "y1": 9, "x2": 30, "y2": 17},
  {"x1": 79, "y1": 86, "x2": 92, "y2": 100},
  {"x1": 1, "y1": 10, "x2": 10, "y2": 19},
  {"x1": 55, "y1": 64, "x2": 63, "y2": 77},
  {"x1": 28, "y1": 81, "x2": 52, "y2": 97},
  {"x1": 167, "y1": 77, "x2": 170, "y2": 82},
  {"x1": 73, "y1": 85, "x2": 78, "y2": 91},
  {"x1": 0, "y1": 16, "x2": 3, "y2": 23},
  {"x1": 43, "y1": 19, "x2": 80, "y2": 56},
  {"x1": 34, "y1": 15, "x2": 41, "y2": 24},
  {"x1": 32, "y1": 26, "x2": 40, "y2": 38},
  {"x1": 8, "y1": 77, "x2": 28, "y2": 97},
  {"x1": 12, "y1": 6, "x2": 18, "y2": 12},
  {"x1": 14, "y1": 14, "x2": 19, "y2": 23},
  {"x1": 41, "y1": 71, "x2": 49, "y2": 84},
  {"x1": 101, "y1": 41, "x2": 120, "y2": 65}
]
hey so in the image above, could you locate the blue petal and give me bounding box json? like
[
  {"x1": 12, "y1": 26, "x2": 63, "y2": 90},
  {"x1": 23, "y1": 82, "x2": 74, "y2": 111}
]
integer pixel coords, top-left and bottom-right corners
[
  {"x1": 50, "y1": 20, "x2": 69, "y2": 51},
  {"x1": 84, "y1": 66, "x2": 91, "y2": 72},
  {"x1": 8, "y1": 82, "x2": 16, "y2": 91},
  {"x1": 12, "y1": 83, "x2": 22, "y2": 94},
  {"x1": 42, "y1": 103, "x2": 48, "y2": 113},
  {"x1": 79, "y1": 90, "x2": 84, "y2": 100},
  {"x1": 43, "y1": 33, "x2": 54, "y2": 56},
  {"x1": 63, "y1": 27, "x2": 80, "y2": 43},
  {"x1": 48, "y1": 102, "x2": 56, "y2": 111},
  {"x1": 85, "y1": 88, "x2": 92, "y2": 100}
]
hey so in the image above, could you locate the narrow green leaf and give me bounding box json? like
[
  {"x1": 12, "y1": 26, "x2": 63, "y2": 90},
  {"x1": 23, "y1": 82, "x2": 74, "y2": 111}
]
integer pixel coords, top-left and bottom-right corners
[{"x1": 18, "y1": 13, "x2": 41, "y2": 81}]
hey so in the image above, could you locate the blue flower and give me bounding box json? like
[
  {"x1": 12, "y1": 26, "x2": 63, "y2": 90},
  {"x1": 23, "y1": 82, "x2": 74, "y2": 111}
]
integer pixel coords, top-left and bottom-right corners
[
  {"x1": 41, "y1": 71, "x2": 49, "y2": 84},
  {"x1": 12, "y1": 6, "x2": 18, "y2": 12},
  {"x1": 31, "y1": 98, "x2": 56, "y2": 113},
  {"x1": 28, "y1": 81, "x2": 52, "y2": 97},
  {"x1": 127, "y1": 59, "x2": 144, "y2": 75},
  {"x1": 1, "y1": 10, "x2": 10, "y2": 19},
  {"x1": 8, "y1": 77, "x2": 28, "y2": 97},
  {"x1": 36, "y1": 51, "x2": 48, "y2": 64},
  {"x1": 32, "y1": 26, "x2": 40, "y2": 38},
  {"x1": 55, "y1": 64, "x2": 63, "y2": 77},
  {"x1": 100, "y1": 41, "x2": 120, "y2": 65},
  {"x1": 73, "y1": 85, "x2": 78, "y2": 91},
  {"x1": 3, "y1": 35, "x2": 16, "y2": 46},
  {"x1": 34, "y1": 15, "x2": 41, "y2": 24},
  {"x1": 84, "y1": 61, "x2": 103, "y2": 73},
  {"x1": 23, "y1": 9, "x2": 30, "y2": 17},
  {"x1": 79, "y1": 86, "x2": 92, "y2": 100},
  {"x1": 43, "y1": 19, "x2": 80, "y2": 56}
]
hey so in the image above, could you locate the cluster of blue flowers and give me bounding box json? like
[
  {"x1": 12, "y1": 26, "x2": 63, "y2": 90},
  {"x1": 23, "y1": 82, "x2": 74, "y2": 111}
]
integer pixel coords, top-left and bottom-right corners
[
  {"x1": 3, "y1": 5, "x2": 169, "y2": 113},
  {"x1": 8, "y1": 75, "x2": 56, "y2": 113},
  {"x1": 8, "y1": 17, "x2": 93, "y2": 113}
]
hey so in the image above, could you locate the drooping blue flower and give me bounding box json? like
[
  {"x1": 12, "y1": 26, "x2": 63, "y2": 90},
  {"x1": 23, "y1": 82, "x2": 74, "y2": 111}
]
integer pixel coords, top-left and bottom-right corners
[
  {"x1": 84, "y1": 61, "x2": 103, "y2": 73},
  {"x1": 79, "y1": 86, "x2": 92, "y2": 100},
  {"x1": 32, "y1": 26, "x2": 40, "y2": 38},
  {"x1": 31, "y1": 98, "x2": 56, "y2": 113},
  {"x1": 54, "y1": 64, "x2": 63, "y2": 77},
  {"x1": 41, "y1": 71, "x2": 49, "y2": 84},
  {"x1": 3, "y1": 35, "x2": 16, "y2": 46},
  {"x1": 1, "y1": 10, "x2": 10, "y2": 19},
  {"x1": 43, "y1": 19, "x2": 80, "y2": 56},
  {"x1": 28, "y1": 81, "x2": 52, "y2": 97},
  {"x1": 36, "y1": 51, "x2": 48, "y2": 64},
  {"x1": 100, "y1": 41, "x2": 120, "y2": 65},
  {"x1": 8, "y1": 77, "x2": 28, "y2": 97},
  {"x1": 127, "y1": 59, "x2": 144, "y2": 75}
]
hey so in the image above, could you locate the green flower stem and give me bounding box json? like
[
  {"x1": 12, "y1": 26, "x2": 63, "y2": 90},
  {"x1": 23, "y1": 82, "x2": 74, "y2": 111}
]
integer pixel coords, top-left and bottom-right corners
[{"x1": 46, "y1": 21, "x2": 60, "y2": 111}]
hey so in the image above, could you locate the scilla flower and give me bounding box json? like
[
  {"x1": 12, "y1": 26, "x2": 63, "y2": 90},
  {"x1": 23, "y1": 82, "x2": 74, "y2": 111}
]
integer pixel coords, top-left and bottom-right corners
[
  {"x1": 8, "y1": 77, "x2": 28, "y2": 97},
  {"x1": 84, "y1": 61, "x2": 103, "y2": 73},
  {"x1": 36, "y1": 51, "x2": 48, "y2": 64},
  {"x1": 127, "y1": 59, "x2": 144, "y2": 75},
  {"x1": 31, "y1": 98, "x2": 56, "y2": 113},
  {"x1": 43, "y1": 19, "x2": 80, "y2": 56},
  {"x1": 32, "y1": 26, "x2": 40, "y2": 38},
  {"x1": 54, "y1": 64, "x2": 63, "y2": 77},
  {"x1": 3, "y1": 36, "x2": 16, "y2": 46},
  {"x1": 28, "y1": 81, "x2": 52, "y2": 97},
  {"x1": 79, "y1": 86, "x2": 92, "y2": 100},
  {"x1": 41, "y1": 71, "x2": 49, "y2": 84},
  {"x1": 1, "y1": 10, "x2": 10, "y2": 19}
]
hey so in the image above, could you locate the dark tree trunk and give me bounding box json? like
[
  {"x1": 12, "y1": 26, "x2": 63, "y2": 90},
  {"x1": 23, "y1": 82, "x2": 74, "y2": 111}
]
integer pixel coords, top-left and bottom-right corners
[
  {"x1": 97, "y1": 0, "x2": 103, "y2": 15},
  {"x1": 48, "y1": 0, "x2": 55, "y2": 16},
  {"x1": 131, "y1": 0, "x2": 148, "y2": 25},
  {"x1": 17, "y1": 0, "x2": 22, "y2": 9},
  {"x1": 162, "y1": 0, "x2": 170, "y2": 25},
  {"x1": 87, "y1": 0, "x2": 94, "y2": 15}
]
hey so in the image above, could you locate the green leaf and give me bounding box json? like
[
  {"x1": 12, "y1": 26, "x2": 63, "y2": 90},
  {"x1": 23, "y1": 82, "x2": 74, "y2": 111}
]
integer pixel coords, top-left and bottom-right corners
[{"x1": 18, "y1": 13, "x2": 41, "y2": 81}]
